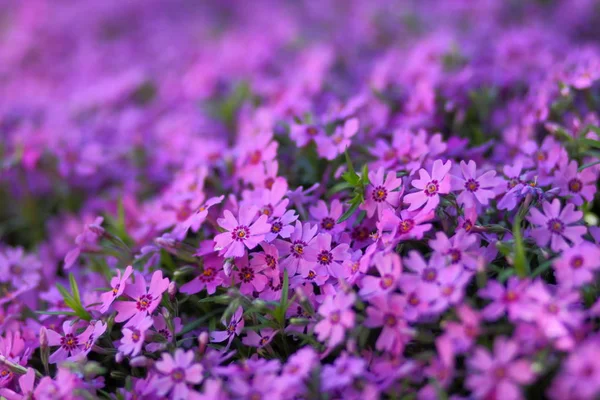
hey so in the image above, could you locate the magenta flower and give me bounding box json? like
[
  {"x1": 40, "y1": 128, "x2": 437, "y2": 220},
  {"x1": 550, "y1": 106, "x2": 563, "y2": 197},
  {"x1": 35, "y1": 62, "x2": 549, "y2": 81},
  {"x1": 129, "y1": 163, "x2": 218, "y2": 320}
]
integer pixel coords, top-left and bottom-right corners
[
  {"x1": 527, "y1": 199, "x2": 586, "y2": 251},
  {"x1": 172, "y1": 195, "x2": 224, "y2": 238},
  {"x1": 153, "y1": 349, "x2": 204, "y2": 400},
  {"x1": 479, "y1": 277, "x2": 534, "y2": 322},
  {"x1": 554, "y1": 160, "x2": 597, "y2": 206},
  {"x1": 399, "y1": 275, "x2": 440, "y2": 321},
  {"x1": 365, "y1": 294, "x2": 413, "y2": 355},
  {"x1": 361, "y1": 167, "x2": 403, "y2": 218},
  {"x1": 213, "y1": 205, "x2": 271, "y2": 258},
  {"x1": 404, "y1": 159, "x2": 452, "y2": 212},
  {"x1": 210, "y1": 307, "x2": 244, "y2": 350},
  {"x1": 264, "y1": 209, "x2": 298, "y2": 242},
  {"x1": 553, "y1": 242, "x2": 600, "y2": 288},
  {"x1": 0, "y1": 368, "x2": 35, "y2": 400},
  {"x1": 47, "y1": 321, "x2": 94, "y2": 364},
  {"x1": 466, "y1": 338, "x2": 535, "y2": 400},
  {"x1": 378, "y1": 208, "x2": 434, "y2": 244},
  {"x1": 429, "y1": 230, "x2": 483, "y2": 270},
  {"x1": 359, "y1": 252, "x2": 402, "y2": 298},
  {"x1": 100, "y1": 265, "x2": 133, "y2": 313},
  {"x1": 309, "y1": 199, "x2": 346, "y2": 234},
  {"x1": 113, "y1": 270, "x2": 170, "y2": 327},
  {"x1": 315, "y1": 118, "x2": 359, "y2": 160},
  {"x1": 305, "y1": 233, "x2": 351, "y2": 278},
  {"x1": 451, "y1": 160, "x2": 499, "y2": 208},
  {"x1": 242, "y1": 328, "x2": 278, "y2": 348},
  {"x1": 314, "y1": 291, "x2": 355, "y2": 348},
  {"x1": 442, "y1": 304, "x2": 482, "y2": 355},
  {"x1": 119, "y1": 316, "x2": 153, "y2": 357},
  {"x1": 549, "y1": 338, "x2": 600, "y2": 400},
  {"x1": 180, "y1": 254, "x2": 225, "y2": 295},
  {"x1": 290, "y1": 123, "x2": 325, "y2": 147},
  {"x1": 234, "y1": 252, "x2": 269, "y2": 294},
  {"x1": 321, "y1": 352, "x2": 365, "y2": 391},
  {"x1": 275, "y1": 221, "x2": 318, "y2": 276}
]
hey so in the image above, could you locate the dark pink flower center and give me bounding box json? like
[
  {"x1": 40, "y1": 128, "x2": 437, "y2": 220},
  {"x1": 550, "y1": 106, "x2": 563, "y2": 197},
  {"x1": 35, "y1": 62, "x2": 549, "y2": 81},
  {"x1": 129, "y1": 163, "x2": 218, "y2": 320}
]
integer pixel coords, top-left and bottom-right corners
[
  {"x1": 131, "y1": 330, "x2": 141, "y2": 343},
  {"x1": 260, "y1": 204, "x2": 273, "y2": 216},
  {"x1": 372, "y1": 186, "x2": 388, "y2": 202},
  {"x1": 321, "y1": 217, "x2": 335, "y2": 231},
  {"x1": 291, "y1": 241, "x2": 307, "y2": 258},
  {"x1": 568, "y1": 178, "x2": 582, "y2": 193},
  {"x1": 239, "y1": 267, "x2": 254, "y2": 283},
  {"x1": 398, "y1": 219, "x2": 415, "y2": 234},
  {"x1": 330, "y1": 311, "x2": 341, "y2": 324},
  {"x1": 171, "y1": 368, "x2": 186, "y2": 383},
  {"x1": 112, "y1": 283, "x2": 120, "y2": 296},
  {"x1": 136, "y1": 294, "x2": 153, "y2": 311},
  {"x1": 384, "y1": 313, "x2": 397, "y2": 327},
  {"x1": 199, "y1": 267, "x2": 216, "y2": 282},
  {"x1": 447, "y1": 249, "x2": 462, "y2": 263},
  {"x1": 271, "y1": 221, "x2": 282, "y2": 233},
  {"x1": 265, "y1": 255, "x2": 277, "y2": 269},
  {"x1": 317, "y1": 250, "x2": 332, "y2": 265},
  {"x1": 424, "y1": 180, "x2": 439, "y2": 196},
  {"x1": 259, "y1": 336, "x2": 270, "y2": 346},
  {"x1": 306, "y1": 126, "x2": 319, "y2": 136},
  {"x1": 227, "y1": 322, "x2": 237, "y2": 335},
  {"x1": 464, "y1": 179, "x2": 480, "y2": 192},
  {"x1": 408, "y1": 293, "x2": 420, "y2": 306},
  {"x1": 380, "y1": 274, "x2": 394, "y2": 289},
  {"x1": 422, "y1": 268, "x2": 437, "y2": 282},
  {"x1": 507, "y1": 177, "x2": 520, "y2": 189},
  {"x1": 61, "y1": 333, "x2": 79, "y2": 351},
  {"x1": 570, "y1": 256, "x2": 584, "y2": 269},
  {"x1": 232, "y1": 226, "x2": 250, "y2": 241},
  {"x1": 547, "y1": 218, "x2": 564, "y2": 234}
]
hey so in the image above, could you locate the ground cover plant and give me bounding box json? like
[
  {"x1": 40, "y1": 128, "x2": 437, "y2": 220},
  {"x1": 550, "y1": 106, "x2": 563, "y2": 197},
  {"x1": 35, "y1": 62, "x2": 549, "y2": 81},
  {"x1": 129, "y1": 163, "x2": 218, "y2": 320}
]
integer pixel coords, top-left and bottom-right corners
[{"x1": 1, "y1": 1, "x2": 600, "y2": 399}]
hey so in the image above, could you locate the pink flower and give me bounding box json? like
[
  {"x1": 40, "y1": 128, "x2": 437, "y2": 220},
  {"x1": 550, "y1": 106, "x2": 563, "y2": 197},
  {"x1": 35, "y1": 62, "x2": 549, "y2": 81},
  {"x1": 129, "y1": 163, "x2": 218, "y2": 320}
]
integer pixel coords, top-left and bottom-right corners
[
  {"x1": 153, "y1": 349, "x2": 204, "y2": 400},
  {"x1": 242, "y1": 328, "x2": 278, "y2": 348},
  {"x1": 553, "y1": 242, "x2": 600, "y2": 288},
  {"x1": 210, "y1": 307, "x2": 244, "y2": 350},
  {"x1": 429, "y1": 230, "x2": 483, "y2": 270},
  {"x1": 404, "y1": 159, "x2": 452, "y2": 212},
  {"x1": 234, "y1": 252, "x2": 269, "y2": 295},
  {"x1": 361, "y1": 167, "x2": 403, "y2": 218},
  {"x1": 290, "y1": 123, "x2": 325, "y2": 147},
  {"x1": 119, "y1": 316, "x2": 153, "y2": 357},
  {"x1": 451, "y1": 160, "x2": 499, "y2": 208},
  {"x1": 213, "y1": 205, "x2": 271, "y2": 258},
  {"x1": 321, "y1": 352, "x2": 365, "y2": 391},
  {"x1": 554, "y1": 160, "x2": 597, "y2": 206},
  {"x1": 314, "y1": 291, "x2": 355, "y2": 348},
  {"x1": 309, "y1": 199, "x2": 346, "y2": 234},
  {"x1": 359, "y1": 252, "x2": 402, "y2": 298},
  {"x1": 180, "y1": 254, "x2": 226, "y2": 295},
  {"x1": 527, "y1": 199, "x2": 586, "y2": 251},
  {"x1": 172, "y1": 195, "x2": 224, "y2": 238},
  {"x1": 0, "y1": 368, "x2": 35, "y2": 400},
  {"x1": 466, "y1": 338, "x2": 535, "y2": 400},
  {"x1": 100, "y1": 265, "x2": 133, "y2": 313},
  {"x1": 305, "y1": 233, "x2": 351, "y2": 278},
  {"x1": 275, "y1": 222, "x2": 318, "y2": 276},
  {"x1": 315, "y1": 118, "x2": 359, "y2": 160},
  {"x1": 378, "y1": 208, "x2": 434, "y2": 244},
  {"x1": 113, "y1": 270, "x2": 170, "y2": 327},
  {"x1": 365, "y1": 294, "x2": 413, "y2": 355},
  {"x1": 47, "y1": 321, "x2": 94, "y2": 363},
  {"x1": 479, "y1": 278, "x2": 534, "y2": 322},
  {"x1": 264, "y1": 209, "x2": 298, "y2": 242}
]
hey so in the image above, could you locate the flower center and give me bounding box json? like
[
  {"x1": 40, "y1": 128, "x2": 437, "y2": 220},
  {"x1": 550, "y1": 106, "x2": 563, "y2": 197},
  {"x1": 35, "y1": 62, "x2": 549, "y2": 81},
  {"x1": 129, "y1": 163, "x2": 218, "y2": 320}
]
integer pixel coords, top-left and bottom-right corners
[
  {"x1": 547, "y1": 303, "x2": 559, "y2": 314},
  {"x1": 384, "y1": 314, "x2": 397, "y2": 327},
  {"x1": 547, "y1": 218, "x2": 564, "y2": 234},
  {"x1": 112, "y1": 284, "x2": 120, "y2": 296},
  {"x1": 321, "y1": 217, "x2": 335, "y2": 231},
  {"x1": 61, "y1": 334, "x2": 79, "y2": 351},
  {"x1": 265, "y1": 255, "x2": 277, "y2": 269},
  {"x1": 260, "y1": 205, "x2": 273, "y2": 216},
  {"x1": 408, "y1": 293, "x2": 420, "y2": 306},
  {"x1": 307, "y1": 270, "x2": 316, "y2": 280},
  {"x1": 380, "y1": 274, "x2": 394, "y2": 289},
  {"x1": 227, "y1": 322, "x2": 237, "y2": 335},
  {"x1": 249, "y1": 150, "x2": 262, "y2": 165},
  {"x1": 399, "y1": 219, "x2": 415, "y2": 234},
  {"x1": 442, "y1": 286, "x2": 454, "y2": 296},
  {"x1": 330, "y1": 311, "x2": 341, "y2": 324},
  {"x1": 239, "y1": 267, "x2": 255, "y2": 283},
  {"x1": 422, "y1": 268, "x2": 437, "y2": 282},
  {"x1": 568, "y1": 178, "x2": 582, "y2": 193},
  {"x1": 259, "y1": 336, "x2": 270, "y2": 346},
  {"x1": 291, "y1": 241, "x2": 306, "y2": 258},
  {"x1": 317, "y1": 250, "x2": 332, "y2": 265},
  {"x1": 507, "y1": 178, "x2": 520, "y2": 189},
  {"x1": 136, "y1": 294, "x2": 153, "y2": 311},
  {"x1": 463, "y1": 220, "x2": 473, "y2": 232},
  {"x1": 171, "y1": 368, "x2": 186, "y2": 383},
  {"x1": 494, "y1": 366, "x2": 506, "y2": 379},
  {"x1": 504, "y1": 291, "x2": 518, "y2": 302},
  {"x1": 372, "y1": 186, "x2": 388, "y2": 202},
  {"x1": 306, "y1": 126, "x2": 319, "y2": 136},
  {"x1": 570, "y1": 256, "x2": 584, "y2": 269},
  {"x1": 447, "y1": 249, "x2": 461, "y2": 263},
  {"x1": 200, "y1": 267, "x2": 215, "y2": 282},
  {"x1": 383, "y1": 149, "x2": 396, "y2": 161},
  {"x1": 425, "y1": 180, "x2": 439, "y2": 196},
  {"x1": 232, "y1": 226, "x2": 250, "y2": 241},
  {"x1": 351, "y1": 226, "x2": 369, "y2": 241},
  {"x1": 264, "y1": 177, "x2": 275, "y2": 189},
  {"x1": 464, "y1": 179, "x2": 480, "y2": 192},
  {"x1": 131, "y1": 330, "x2": 141, "y2": 342},
  {"x1": 271, "y1": 221, "x2": 282, "y2": 233},
  {"x1": 535, "y1": 151, "x2": 547, "y2": 162}
]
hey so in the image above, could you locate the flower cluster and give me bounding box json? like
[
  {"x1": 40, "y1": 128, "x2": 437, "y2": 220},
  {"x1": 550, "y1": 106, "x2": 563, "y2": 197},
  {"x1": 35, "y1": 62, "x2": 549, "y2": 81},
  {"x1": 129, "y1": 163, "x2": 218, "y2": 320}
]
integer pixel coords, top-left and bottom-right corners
[{"x1": 0, "y1": 1, "x2": 600, "y2": 399}]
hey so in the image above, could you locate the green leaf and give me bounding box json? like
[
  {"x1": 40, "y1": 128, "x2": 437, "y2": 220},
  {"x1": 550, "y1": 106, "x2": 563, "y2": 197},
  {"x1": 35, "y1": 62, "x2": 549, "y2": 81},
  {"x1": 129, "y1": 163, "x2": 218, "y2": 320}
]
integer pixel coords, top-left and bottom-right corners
[
  {"x1": 328, "y1": 181, "x2": 353, "y2": 195},
  {"x1": 512, "y1": 214, "x2": 529, "y2": 277},
  {"x1": 56, "y1": 283, "x2": 74, "y2": 303},
  {"x1": 579, "y1": 160, "x2": 600, "y2": 171},
  {"x1": 580, "y1": 137, "x2": 600, "y2": 149},
  {"x1": 36, "y1": 311, "x2": 79, "y2": 317},
  {"x1": 344, "y1": 149, "x2": 356, "y2": 176},
  {"x1": 69, "y1": 273, "x2": 81, "y2": 305},
  {"x1": 337, "y1": 198, "x2": 361, "y2": 223}
]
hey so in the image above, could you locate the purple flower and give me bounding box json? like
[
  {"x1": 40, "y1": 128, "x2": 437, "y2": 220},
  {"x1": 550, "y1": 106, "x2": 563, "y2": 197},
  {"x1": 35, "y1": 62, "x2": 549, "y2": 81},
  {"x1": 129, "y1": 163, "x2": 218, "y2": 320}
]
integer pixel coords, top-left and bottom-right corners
[
  {"x1": 180, "y1": 254, "x2": 226, "y2": 295},
  {"x1": 314, "y1": 291, "x2": 355, "y2": 348},
  {"x1": 47, "y1": 321, "x2": 92, "y2": 364},
  {"x1": 361, "y1": 167, "x2": 403, "y2": 218},
  {"x1": 479, "y1": 277, "x2": 534, "y2": 322},
  {"x1": 549, "y1": 337, "x2": 600, "y2": 400},
  {"x1": 451, "y1": 160, "x2": 499, "y2": 208},
  {"x1": 359, "y1": 252, "x2": 402, "y2": 298},
  {"x1": 321, "y1": 352, "x2": 366, "y2": 391},
  {"x1": 275, "y1": 222, "x2": 318, "y2": 276},
  {"x1": 315, "y1": 118, "x2": 359, "y2": 160},
  {"x1": 305, "y1": 233, "x2": 351, "y2": 278},
  {"x1": 365, "y1": 294, "x2": 413, "y2": 355},
  {"x1": 210, "y1": 307, "x2": 244, "y2": 350},
  {"x1": 378, "y1": 208, "x2": 434, "y2": 243},
  {"x1": 100, "y1": 265, "x2": 133, "y2": 313},
  {"x1": 309, "y1": 199, "x2": 346, "y2": 234},
  {"x1": 264, "y1": 209, "x2": 298, "y2": 242},
  {"x1": 404, "y1": 159, "x2": 452, "y2": 212},
  {"x1": 213, "y1": 205, "x2": 271, "y2": 258},
  {"x1": 234, "y1": 252, "x2": 269, "y2": 294},
  {"x1": 113, "y1": 270, "x2": 170, "y2": 327},
  {"x1": 466, "y1": 337, "x2": 535, "y2": 400},
  {"x1": 527, "y1": 199, "x2": 586, "y2": 251},
  {"x1": 153, "y1": 349, "x2": 204, "y2": 400},
  {"x1": 242, "y1": 328, "x2": 278, "y2": 348},
  {"x1": 429, "y1": 230, "x2": 483, "y2": 270},
  {"x1": 0, "y1": 368, "x2": 35, "y2": 400},
  {"x1": 553, "y1": 242, "x2": 600, "y2": 289},
  {"x1": 554, "y1": 160, "x2": 597, "y2": 206},
  {"x1": 118, "y1": 316, "x2": 153, "y2": 357}
]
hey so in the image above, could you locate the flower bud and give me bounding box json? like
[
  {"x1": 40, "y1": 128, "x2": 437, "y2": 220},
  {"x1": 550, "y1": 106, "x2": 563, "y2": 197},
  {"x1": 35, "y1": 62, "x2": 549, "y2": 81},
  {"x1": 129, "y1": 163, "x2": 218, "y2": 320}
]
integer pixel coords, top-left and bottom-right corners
[
  {"x1": 198, "y1": 331, "x2": 209, "y2": 355},
  {"x1": 130, "y1": 356, "x2": 149, "y2": 368},
  {"x1": 168, "y1": 282, "x2": 177, "y2": 301},
  {"x1": 39, "y1": 327, "x2": 48, "y2": 348}
]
